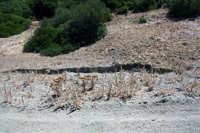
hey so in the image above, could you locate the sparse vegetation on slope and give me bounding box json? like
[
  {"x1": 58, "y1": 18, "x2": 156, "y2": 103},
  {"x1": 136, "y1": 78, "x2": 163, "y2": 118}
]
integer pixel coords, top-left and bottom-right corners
[{"x1": 1, "y1": 0, "x2": 200, "y2": 56}]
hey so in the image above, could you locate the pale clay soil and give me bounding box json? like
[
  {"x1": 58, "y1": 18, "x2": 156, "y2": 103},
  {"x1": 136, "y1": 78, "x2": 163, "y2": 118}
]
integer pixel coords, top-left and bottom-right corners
[{"x1": 0, "y1": 9, "x2": 200, "y2": 133}]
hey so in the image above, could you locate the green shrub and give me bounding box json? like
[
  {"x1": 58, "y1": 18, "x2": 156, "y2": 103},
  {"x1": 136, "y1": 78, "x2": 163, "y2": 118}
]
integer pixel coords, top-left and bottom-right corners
[
  {"x1": 139, "y1": 16, "x2": 147, "y2": 23},
  {"x1": 0, "y1": 12, "x2": 31, "y2": 37},
  {"x1": 29, "y1": 0, "x2": 57, "y2": 19},
  {"x1": 0, "y1": 0, "x2": 33, "y2": 18},
  {"x1": 56, "y1": 0, "x2": 110, "y2": 46},
  {"x1": 53, "y1": 22, "x2": 70, "y2": 46},
  {"x1": 101, "y1": 0, "x2": 122, "y2": 11},
  {"x1": 23, "y1": 27, "x2": 56, "y2": 53},
  {"x1": 169, "y1": 0, "x2": 200, "y2": 18},
  {"x1": 62, "y1": 43, "x2": 80, "y2": 54},
  {"x1": 40, "y1": 17, "x2": 52, "y2": 27},
  {"x1": 96, "y1": 24, "x2": 108, "y2": 40},
  {"x1": 101, "y1": 0, "x2": 134, "y2": 12},
  {"x1": 157, "y1": 0, "x2": 170, "y2": 8},
  {"x1": 116, "y1": 6, "x2": 129, "y2": 14},
  {"x1": 52, "y1": 7, "x2": 72, "y2": 27},
  {"x1": 40, "y1": 44, "x2": 62, "y2": 56},
  {"x1": 57, "y1": 0, "x2": 84, "y2": 9},
  {"x1": 134, "y1": 0, "x2": 157, "y2": 12}
]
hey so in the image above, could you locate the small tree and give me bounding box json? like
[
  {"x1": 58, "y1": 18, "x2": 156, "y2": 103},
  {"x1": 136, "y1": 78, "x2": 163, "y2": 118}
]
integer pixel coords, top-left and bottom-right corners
[{"x1": 55, "y1": 0, "x2": 110, "y2": 46}]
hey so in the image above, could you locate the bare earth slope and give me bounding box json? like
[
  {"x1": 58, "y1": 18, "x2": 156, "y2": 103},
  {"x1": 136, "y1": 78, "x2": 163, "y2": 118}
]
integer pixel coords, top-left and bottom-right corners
[{"x1": 0, "y1": 9, "x2": 200, "y2": 72}]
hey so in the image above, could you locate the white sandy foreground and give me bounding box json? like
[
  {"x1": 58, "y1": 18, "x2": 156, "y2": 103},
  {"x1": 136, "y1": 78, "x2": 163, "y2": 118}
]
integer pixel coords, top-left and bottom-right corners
[{"x1": 1, "y1": 100, "x2": 200, "y2": 133}]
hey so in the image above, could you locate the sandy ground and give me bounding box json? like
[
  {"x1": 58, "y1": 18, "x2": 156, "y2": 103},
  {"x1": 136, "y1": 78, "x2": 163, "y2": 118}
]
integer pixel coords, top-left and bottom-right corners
[
  {"x1": 0, "y1": 9, "x2": 200, "y2": 133},
  {"x1": 1, "y1": 101, "x2": 200, "y2": 133}
]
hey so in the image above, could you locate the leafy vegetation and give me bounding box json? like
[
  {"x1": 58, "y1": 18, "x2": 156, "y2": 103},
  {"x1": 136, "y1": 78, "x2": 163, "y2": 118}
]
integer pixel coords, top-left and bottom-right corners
[
  {"x1": 28, "y1": 0, "x2": 58, "y2": 19},
  {"x1": 169, "y1": 0, "x2": 200, "y2": 18},
  {"x1": 23, "y1": 27, "x2": 56, "y2": 53},
  {"x1": 139, "y1": 16, "x2": 147, "y2": 23},
  {"x1": 116, "y1": 6, "x2": 129, "y2": 14},
  {"x1": 157, "y1": 0, "x2": 170, "y2": 8},
  {"x1": 24, "y1": 0, "x2": 110, "y2": 56},
  {"x1": 0, "y1": 12, "x2": 31, "y2": 37},
  {"x1": 101, "y1": 0, "x2": 134, "y2": 14},
  {"x1": 0, "y1": 0, "x2": 33, "y2": 18},
  {"x1": 134, "y1": 0, "x2": 157, "y2": 12}
]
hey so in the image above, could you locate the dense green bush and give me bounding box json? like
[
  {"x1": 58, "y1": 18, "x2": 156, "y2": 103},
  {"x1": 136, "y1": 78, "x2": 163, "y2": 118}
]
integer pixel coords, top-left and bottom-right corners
[
  {"x1": 69, "y1": 0, "x2": 109, "y2": 45},
  {"x1": 62, "y1": 43, "x2": 80, "y2": 54},
  {"x1": 40, "y1": 17, "x2": 52, "y2": 27},
  {"x1": 40, "y1": 44, "x2": 62, "y2": 57},
  {"x1": 57, "y1": 0, "x2": 85, "y2": 9},
  {"x1": 116, "y1": 6, "x2": 129, "y2": 14},
  {"x1": 29, "y1": 0, "x2": 57, "y2": 19},
  {"x1": 134, "y1": 0, "x2": 157, "y2": 12},
  {"x1": 52, "y1": 7, "x2": 72, "y2": 27},
  {"x1": 101, "y1": 0, "x2": 121, "y2": 11},
  {"x1": 169, "y1": 0, "x2": 200, "y2": 17},
  {"x1": 0, "y1": 0, "x2": 33, "y2": 18},
  {"x1": 24, "y1": 0, "x2": 110, "y2": 56},
  {"x1": 157, "y1": 0, "x2": 170, "y2": 8},
  {"x1": 55, "y1": 0, "x2": 110, "y2": 46},
  {"x1": 139, "y1": 16, "x2": 147, "y2": 23},
  {"x1": 101, "y1": 0, "x2": 134, "y2": 12},
  {"x1": 23, "y1": 27, "x2": 56, "y2": 53},
  {"x1": 0, "y1": 12, "x2": 31, "y2": 37}
]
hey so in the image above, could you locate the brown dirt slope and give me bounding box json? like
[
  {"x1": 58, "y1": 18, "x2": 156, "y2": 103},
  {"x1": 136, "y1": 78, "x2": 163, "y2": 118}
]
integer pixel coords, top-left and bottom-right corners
[{"x1": 0, "y1": 9, "x2": 199, "y2": 72}]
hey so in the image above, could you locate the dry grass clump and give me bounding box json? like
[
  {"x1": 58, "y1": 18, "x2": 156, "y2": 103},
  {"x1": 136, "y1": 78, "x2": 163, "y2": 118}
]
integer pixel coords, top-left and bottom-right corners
[
  {"x1": 48, "y1": 74, "x2": 84, "y2": 112},
  {"x1": 79, "y1": 75, "x2": 98, "y2": 92},
  {"x1": 0, "y1": 72, "x2": 37, "y2": 106},
  {"x1": 154, "y1": 87, "x2": 175, "y2": 98},
  {"x1": 0, "y1": 73, "x2": 12, "y2": 103},
  {"x1": 102, "y1": 71, "x2": 138, "y2": 101},
  {"x1": 47, "y1": 68, "x2": 159, "y2": 111},
  {"x1": 140, "y1": 69, "x2": 156, "y2": 87},
  {"x1": 47, "y1": 70, "x2": 140, "y2": 111},
  {"x1": 0, "y1": 81, "x2": 13, "y2": 103},
  {"x1": 183, "y1": 80, "x2": 200, "y2": 97},
  {"x1": 50, "y1": 76, "x2": 65, "y2": 97}
]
